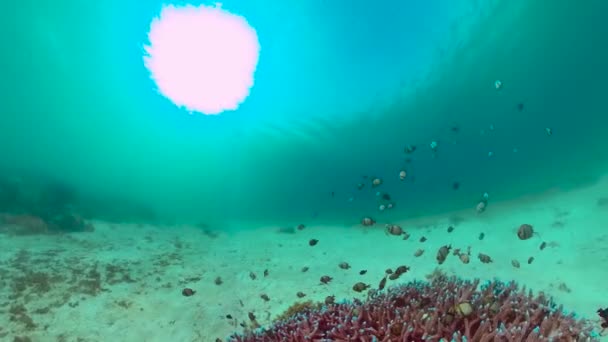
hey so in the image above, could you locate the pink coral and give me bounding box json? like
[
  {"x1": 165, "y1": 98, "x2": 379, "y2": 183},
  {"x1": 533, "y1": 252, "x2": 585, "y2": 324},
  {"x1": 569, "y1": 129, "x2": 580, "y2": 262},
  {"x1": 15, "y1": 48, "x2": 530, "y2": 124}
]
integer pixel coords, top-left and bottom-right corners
[{"x1": 229, "y1": 277, "x2": 597, "y2": 341}]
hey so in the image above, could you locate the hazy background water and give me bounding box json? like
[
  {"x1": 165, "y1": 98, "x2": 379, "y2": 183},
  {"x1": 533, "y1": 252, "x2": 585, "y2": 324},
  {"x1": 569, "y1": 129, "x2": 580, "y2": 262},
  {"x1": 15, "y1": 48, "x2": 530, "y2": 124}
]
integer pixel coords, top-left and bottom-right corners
[{"x1": 0, "y1": 0, "x2": 606, "y2": 226}]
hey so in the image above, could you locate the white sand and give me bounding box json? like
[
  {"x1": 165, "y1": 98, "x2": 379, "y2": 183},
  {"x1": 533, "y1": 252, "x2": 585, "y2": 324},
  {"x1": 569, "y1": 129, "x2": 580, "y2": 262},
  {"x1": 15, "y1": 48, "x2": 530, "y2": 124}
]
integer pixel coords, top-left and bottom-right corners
[{"x1": 1, "y1": 177, "x2": 608, "y2": 341}]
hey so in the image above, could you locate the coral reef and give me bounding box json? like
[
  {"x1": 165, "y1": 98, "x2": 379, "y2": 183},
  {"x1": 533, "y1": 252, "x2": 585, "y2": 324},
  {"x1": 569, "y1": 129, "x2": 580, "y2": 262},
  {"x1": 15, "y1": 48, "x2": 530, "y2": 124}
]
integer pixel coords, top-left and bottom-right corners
[
  {"x1": 273, "y1": 301, "x2": 322, "y2": 323},
  {"x1": 228, "y1": 276, "x2": 597, "y2": 341}
]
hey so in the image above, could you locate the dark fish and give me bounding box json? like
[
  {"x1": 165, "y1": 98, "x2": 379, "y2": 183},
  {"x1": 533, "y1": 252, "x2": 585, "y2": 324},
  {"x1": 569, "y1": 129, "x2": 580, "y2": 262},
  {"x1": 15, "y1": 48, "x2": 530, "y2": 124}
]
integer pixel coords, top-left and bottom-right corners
[
  {"x1": 338, "y1": 262, "x2": 351, "y2": 270},
  {"x1": 260, "y1": 294, "x2": 270, "y2": 301},
  {"x1": 331, "y1": 191, "x2": 335, "y2": 197},
  {"x1": 325, "y1": 295, "x2": 335, "y2": 305},
  {"x1": 359, "y1": 270, "x2": 367, "y2": 275},
  {"x1": 382, "y1": 193, "x2": 391, "y2": 201},
  {"x1": 436, "y1": 245, "x2": 451, "y2": 264},
  {"x1": 309, "y1": 239, "x2": 319, "y2": 246},
  {"x1": 452, "y1": 182, "x2": 460, "y2": 190},
  {"x1": 517, "y1": 224, "x2": 534, "y2": 240},
  {"x1": 352, "y1": 282, "x2": 370, "y2": 292},
  {"x1": 388, "y1": 273, "x2": 400, "y2": 280},
  {"x1": 249, "y1": 272, "x2": 256, "y2": 280},
  {"x1": 214, "y1": 277, "x2": 223, "y2": 285},
  {"x1": 478, "y1": 232, "x2": 485, "y2": 240},
  {"x1": 517, "y1": 102, "x2": 524, "y2": 112},
  {"x1": 478, "y1": 253, "x2": 493, "y2": 263},
  {"x1": 320, "y1": 275, "x2": 333, "y2": 284},
  {"x1": 297, "y1": 224, "x2": 306, "y2": 230},
  {"x1": 378, "y1": 276, "x2": 387, "y2": 290},
  {"x1": 539, "y1": 242, "x2": 547, "y2": 250},
  {"x1": 248, "y1": 312, "x2": 256, "y2": 321},
  {"x1": 419, "y1": 236, "x2": 427, "y2": 243},
  {"x1": 528, "y1": 256, "x2": 534, "y2": 264},
  {"x1": 296, "y1": 291, "x2": 306, "y2": 298},
  {"x1": 447, "y1": 226, "x2": 455, "y2": 233},
  {"x1": 301, "y1": 266, "x2": 309, "y2": 272},
  {"x1": 450, "y1": 125, "x2": 460, "y2": 133},
  {"x1": 226, "y1": 314, "x2": 233, "y2": 319},
  {"x1": 263, "y1": 269, "x2": 269, "y2": 277},
  {"x1": 404, "y1": 145, "x2": 417, "y2": 154},
  {"x1": 395, "y1": 266, "x2": 409, "y2": 275},
  {"x1": 182, "y1": 288, "x2": 196, "y2": 296}
]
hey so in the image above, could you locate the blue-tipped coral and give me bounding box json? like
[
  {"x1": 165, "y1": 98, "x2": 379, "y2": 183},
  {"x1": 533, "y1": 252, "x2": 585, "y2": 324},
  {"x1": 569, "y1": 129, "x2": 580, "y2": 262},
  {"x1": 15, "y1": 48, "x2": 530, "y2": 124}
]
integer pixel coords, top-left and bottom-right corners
[{"x1": 229, "y1": 276, "x2": 598, "y2": 341}]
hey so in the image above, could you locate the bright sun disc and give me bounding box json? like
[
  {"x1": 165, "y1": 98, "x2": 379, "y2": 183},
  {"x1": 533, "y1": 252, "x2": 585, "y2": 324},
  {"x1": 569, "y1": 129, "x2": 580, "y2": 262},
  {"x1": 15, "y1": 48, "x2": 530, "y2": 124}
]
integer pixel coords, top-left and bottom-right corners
[{"x1": 143, "y1": 4, "x2": 260, "y2": 115}]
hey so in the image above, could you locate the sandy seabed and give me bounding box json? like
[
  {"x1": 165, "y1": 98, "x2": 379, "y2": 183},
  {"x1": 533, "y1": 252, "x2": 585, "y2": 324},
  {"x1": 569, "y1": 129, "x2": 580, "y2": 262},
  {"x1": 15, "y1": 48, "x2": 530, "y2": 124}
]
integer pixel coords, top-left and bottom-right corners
[{"x1": 1, "y1": 178, "x2": 608, "y2": 342}]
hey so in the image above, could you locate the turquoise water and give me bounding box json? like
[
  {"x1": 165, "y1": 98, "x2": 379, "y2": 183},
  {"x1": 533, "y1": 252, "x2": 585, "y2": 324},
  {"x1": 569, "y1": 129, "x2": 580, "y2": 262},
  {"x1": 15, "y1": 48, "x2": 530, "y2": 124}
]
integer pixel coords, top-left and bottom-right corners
[
  {"x1": 0, "y1": 0, "x2": 604, "y2": 225},
  {"x1": 2, "y1": 0, "x2": 607, "y2": 227},
  {"x1": 1, "y1": 0, "x2": 608, "y2": 340}
]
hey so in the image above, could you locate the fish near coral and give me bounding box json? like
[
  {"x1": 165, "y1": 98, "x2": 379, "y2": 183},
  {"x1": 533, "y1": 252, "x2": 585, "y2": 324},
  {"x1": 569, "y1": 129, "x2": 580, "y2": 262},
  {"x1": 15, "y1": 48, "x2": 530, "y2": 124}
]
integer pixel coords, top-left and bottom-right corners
[
  {"x1": 378, "y1": 276, "x2": 387, "y2": 290},
  {"x1": 478, "y1": 253, "x2": 493, "y2": 263},
  {"x1": 394, "y1": 266, "x2": 410, "y2": 275},
  {"x1": 452, "y1": 302, "x2": 473, "y2": 317},
  {"x1": 352, "y1": 282, "x2": 370, "y2": 292},
  {"x1": 388, "y1": 273, "x2": 400, "y2": 280},
  {"x1": 436, "y1": 245, "x2": 451, "y2": 264}
]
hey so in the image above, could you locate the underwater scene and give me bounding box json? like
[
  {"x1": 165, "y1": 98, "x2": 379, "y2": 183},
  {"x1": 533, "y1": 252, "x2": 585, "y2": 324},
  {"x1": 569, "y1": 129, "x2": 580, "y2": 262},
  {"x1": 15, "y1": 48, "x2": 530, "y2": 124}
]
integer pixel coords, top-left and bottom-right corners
[{"x1": 1, "y1": 0, "x2": 608, "y2": 341}]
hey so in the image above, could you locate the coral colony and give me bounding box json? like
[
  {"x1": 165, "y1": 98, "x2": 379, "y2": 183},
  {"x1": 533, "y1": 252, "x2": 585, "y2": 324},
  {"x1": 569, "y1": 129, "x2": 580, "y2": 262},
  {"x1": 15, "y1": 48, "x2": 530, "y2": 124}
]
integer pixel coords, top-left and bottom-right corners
[{"x1": 229, "y1": 277, "x2": 597, "y2": 341}]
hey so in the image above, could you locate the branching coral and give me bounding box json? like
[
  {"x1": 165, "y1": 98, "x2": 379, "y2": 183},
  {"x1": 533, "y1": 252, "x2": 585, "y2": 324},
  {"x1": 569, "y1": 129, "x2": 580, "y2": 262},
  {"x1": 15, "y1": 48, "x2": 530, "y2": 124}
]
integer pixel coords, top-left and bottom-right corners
[{"x1": 229, "y1": 277, "x2": 598, "y2": 341}]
